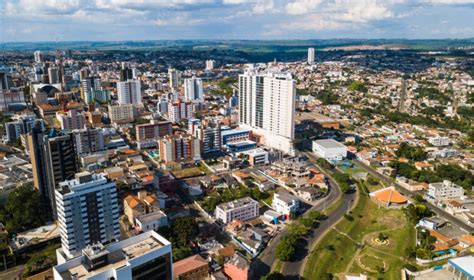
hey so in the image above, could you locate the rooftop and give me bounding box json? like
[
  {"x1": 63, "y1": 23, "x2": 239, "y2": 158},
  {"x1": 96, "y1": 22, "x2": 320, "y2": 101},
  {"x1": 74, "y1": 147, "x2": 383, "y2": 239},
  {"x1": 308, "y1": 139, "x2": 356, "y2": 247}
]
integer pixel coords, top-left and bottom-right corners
[
  {"x1": 313, "y1": 139, "x2": 346, "y2": 149},
  {"x1": 173, "y1": 254, "x2": 208, "y2": 277},
  {"x1": 56, "y1": 231, "x2": 168, "y2": 280},
  {"x1": 217, "y1": 197, "x2": 258, "y2": 211}
]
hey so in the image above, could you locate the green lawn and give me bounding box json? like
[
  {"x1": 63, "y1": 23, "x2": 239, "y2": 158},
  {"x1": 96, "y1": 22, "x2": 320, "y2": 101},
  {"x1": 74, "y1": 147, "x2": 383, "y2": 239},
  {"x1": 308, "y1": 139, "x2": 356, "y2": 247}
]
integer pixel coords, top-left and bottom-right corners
[
  {"x1": 303, "y1": 185, "x2": 417, "y2": 280},
  {"x1": 172, "y1": 167, "x2": 204, "y2": 179}
]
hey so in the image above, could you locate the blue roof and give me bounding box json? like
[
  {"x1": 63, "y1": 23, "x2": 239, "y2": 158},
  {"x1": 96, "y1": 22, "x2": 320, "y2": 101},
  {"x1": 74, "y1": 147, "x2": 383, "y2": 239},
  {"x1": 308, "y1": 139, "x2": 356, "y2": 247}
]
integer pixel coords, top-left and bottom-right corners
[{"x1": 221, "y1": 128, "x2": 251, "y2": 137}]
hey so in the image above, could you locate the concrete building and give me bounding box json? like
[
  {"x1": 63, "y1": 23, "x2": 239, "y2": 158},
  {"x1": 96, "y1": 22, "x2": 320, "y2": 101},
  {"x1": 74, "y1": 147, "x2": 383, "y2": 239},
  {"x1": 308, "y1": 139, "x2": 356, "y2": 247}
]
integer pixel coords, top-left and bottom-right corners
[
  {"x1": 108, "y1": 104, "x2": 134, "y2": 124},
  {"x1": 221, "y1": 128, "x2": 251, "y2": 146},
  {"x1": 312, "y1": 139, "x2": 347, "y2": 162},
  {"x1": 205, "y1": 60, "x2": 215, "y2": 71},
  {"x1": 34, "y1": 50, "x2": 43, "y2": 63},
  {"x1": 28, "y1": 125, "x2": 78, "y2": 220},
  {"x1": 158, "y1": 134, "x2": 201, "y2": 162},
  {"x1": 167, "y1": 100, "x2": 193, "y2": 123},
  {"x1": 168, "y1": 68, "x2": 181, "y2": 91},
  {"x1": 55, "y1": 172, "x2": 120, "y2": 259},
  {"x1": 135, "y1": 120, "x2": 172, "y2": 141},
  {"x1": 307, "y1": 47, "x2": 315, "y2": 64},
  {"x1": 81, "y1": 76, "x2": 102, "y2": 101},
  {"x1": 72, "y1": 127, "x2": 105, "y2": 155},
  {"x1": 117, "y1": 79, "x2": 142, "y2": 105},
  {"x1": 238, "y1": 67, "x2": 295, "y2": 154},
  {"x1": 428, "y1": 136, "x2": 450, "y2": 147},
  {"x1": 184, "y1": 76, "x2": 204, "y2": 102},
  {"x1": 53, "y1": 230, "x2": 173, "y2": 280},
  {"x1": 215, "y1": 197, "x2": 259, "y2": 224},
  {"x1": 173, "y1": 254, "x2": 209, "y2": 280},
  {"x1": 56, "y1": 109, "x2": 86, "y2": 130},
  {"x1": 192, "y1": 120, "x2": 221, "y2": 154},
  {"x1": 84, "y1": 89, "x2": 110, "y2": 105},
  {"x1": 242, "y1": 148, "x2": 269, "y2": 166},
  {"x1": 272, "y1": 191, "x2": 300, "y2": 219},
  {"x1": 48, "y1": 66, "x2": 60, "y2": 84},
  {"x1": 427, "y1": 180, "x2": 464, "y2": 200},
  {"x1": 4, "y1": 114, "x2": 44, "y2": 143}
]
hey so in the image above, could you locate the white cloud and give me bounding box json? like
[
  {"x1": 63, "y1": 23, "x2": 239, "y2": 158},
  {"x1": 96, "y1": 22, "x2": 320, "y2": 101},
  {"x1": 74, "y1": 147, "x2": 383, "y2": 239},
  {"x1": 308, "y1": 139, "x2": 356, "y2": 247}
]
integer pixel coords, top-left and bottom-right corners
[
  {"x1": 286, "y1": 0, "x2": 323, "y2": 15},
  {"x1": 253, "y1": 0, "x2": 275, "y2": 14}
]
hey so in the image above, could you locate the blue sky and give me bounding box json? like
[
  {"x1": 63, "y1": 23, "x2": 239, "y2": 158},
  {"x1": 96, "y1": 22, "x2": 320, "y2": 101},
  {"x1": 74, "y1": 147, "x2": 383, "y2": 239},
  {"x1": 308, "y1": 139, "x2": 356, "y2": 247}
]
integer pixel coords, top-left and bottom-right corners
[{"x1": 1, "y1": 0, "x2": 473, "y2": 42}]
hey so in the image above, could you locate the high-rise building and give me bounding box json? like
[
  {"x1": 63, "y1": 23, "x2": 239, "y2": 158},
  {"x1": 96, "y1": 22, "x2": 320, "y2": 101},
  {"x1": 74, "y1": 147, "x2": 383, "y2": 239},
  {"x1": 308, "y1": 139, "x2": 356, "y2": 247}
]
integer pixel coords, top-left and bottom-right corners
[
  {"x1": 72, "y1": 127, "x2": 105, "y2": 155},
  {"x1": 81, "y1": 76, "x2": 102, "y2": 101},
  {"x1": 190, "y1": 119, "x2": 221, "y2": 154},
  {"x1": 159, "y1": 134, "x2": 201, "y2": 162},
  {"x1": 5, "y1": 114, "x2": 44, "y2": 143},
  {"x1": 120, "y1": 63, "x2": 134, "y2": 81},
  {"x1": 56, "y1": 109, "x2": 86, "y2": 130},
  {"x1": 34, "y1": 50, "x2": 43, "y2": 63},
  {"x1": 167, "y1": 100, "x2": 193, "y2": 123},
  {"x1": 28, "y1": 124, "x2": 78, "y2": 219},
  {"x1": 48, "y1": 66, "x2": 60, "y2": 84},
  {"x1": 136, "y1": 120, "x2": 172, "y2": 141},
  {"x1": 0, "y1": 70, "x2": 13, "y2": 91},
  {"x1": 238, "y1": 67, "x2": 295, "y2": 154},
  {"x1": 184, "y1": 76, "x2": 204, "y2": 102},
  {"x1": 108, "y1": 104, "x2": 135, "y2": 124},
  {"x1": 84, "y1": 88, "x2": 111, "y2": 105},
  {"x1": 55, "y1": 172, "x2": 120, "y2": 259},
  {"x1": 205, "y1": 59, "x2": 215, "y2": 71},
  {"x1": 117, "y1": 79, "x2": 142, "y2": 105},
  {"x1": 307, "y1": 47, "x2": 315, "y2": 64},
  {"x1": 53, "y1": 230, "x2": 173, "y2": 280},
  {"x1": 168, "y1": 68, "x2": 181, "y2": 91}
]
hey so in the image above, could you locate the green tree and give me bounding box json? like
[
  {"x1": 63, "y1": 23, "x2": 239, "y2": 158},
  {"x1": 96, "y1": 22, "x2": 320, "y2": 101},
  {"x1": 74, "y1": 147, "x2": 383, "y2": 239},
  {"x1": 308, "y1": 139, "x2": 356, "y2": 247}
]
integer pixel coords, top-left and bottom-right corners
[
  {"x1": 275, "y1": 235, "x2": 297, "y2": 261},
  {"x1": 0, "y1": 184, "x2": 44, "y2": 233},
  {"x1": 260, "y1": 272, "x2": 285, "y2": 280},
  {"x1": 171, "y1": 216, "x2": 198, "y2": 246},
  {"x1": 395, "y1": 142, "x2": 427, "y2": 161}
]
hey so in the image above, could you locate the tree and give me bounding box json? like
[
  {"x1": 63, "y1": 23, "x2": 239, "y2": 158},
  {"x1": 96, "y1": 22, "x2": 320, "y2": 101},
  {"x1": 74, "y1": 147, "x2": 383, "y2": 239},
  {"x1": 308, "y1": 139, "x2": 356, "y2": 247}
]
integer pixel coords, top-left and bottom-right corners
[
  {"x1": 333, "y1": 172, "x2": 351, "y2": 193},
  {"x1": 307, "y1": 210, "x2": 322, "y2": 222},
  {"x1": 275, "y1": 235, "x2": 297, "y2": 261},
  {"x1": 260, "y1": 272, "x2": 285, "y2": 280},
  {"x1": 395, "y1": 142, "x2": 427, "y2": 161},
  {"x1": 171, "y1": 216, "x2": 198, "y2": 246},
  {"x1": 0, "y1": 183, "x2": 44, "y2": 233},
  {"x1": 288, "y1": 223, "x2": 308, "y2": 237}
]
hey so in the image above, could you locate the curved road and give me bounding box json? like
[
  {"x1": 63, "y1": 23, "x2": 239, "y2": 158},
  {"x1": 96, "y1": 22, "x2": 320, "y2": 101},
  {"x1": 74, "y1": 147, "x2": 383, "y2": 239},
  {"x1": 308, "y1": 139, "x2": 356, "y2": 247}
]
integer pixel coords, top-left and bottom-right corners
[{"x1": 252, "y1": 152, "x2": 355, "y2": 279}]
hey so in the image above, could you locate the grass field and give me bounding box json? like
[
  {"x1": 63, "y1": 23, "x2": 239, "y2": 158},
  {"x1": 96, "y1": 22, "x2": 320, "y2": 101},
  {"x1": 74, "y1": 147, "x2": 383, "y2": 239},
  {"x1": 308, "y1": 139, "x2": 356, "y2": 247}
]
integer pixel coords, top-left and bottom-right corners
[
  {"x1": 303, "y1": 183, "x2": 417, "y2": 280},
  {"x1": 172, "y1": 167, "x2": 204, "y2": 179}
]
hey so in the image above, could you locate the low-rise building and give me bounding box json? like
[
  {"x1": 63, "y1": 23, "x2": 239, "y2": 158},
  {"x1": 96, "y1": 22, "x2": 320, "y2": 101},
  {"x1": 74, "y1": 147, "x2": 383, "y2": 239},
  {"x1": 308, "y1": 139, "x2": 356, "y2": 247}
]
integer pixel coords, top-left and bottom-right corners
[
  {"x1": 427, "y1": 180, "x2": 464, "y2": 200},
  {"x1": 215, "y1": 197, "x2": 259, "y2": 224},
  {"x1": 271, "y1": 191, "x2": 300, "y2": 218},
  {"x1": 53, "y1": 230, "x2": 173, "y2": 280},
  {"x1": 312, "y1": 139, "x2": 347, "y2": 162},
  {"x1": 428, "y1": 136, "x2": 450, "y2": 147},
  {"x1": 173, "y1": 254, "x2": 209, "y2": 280}
]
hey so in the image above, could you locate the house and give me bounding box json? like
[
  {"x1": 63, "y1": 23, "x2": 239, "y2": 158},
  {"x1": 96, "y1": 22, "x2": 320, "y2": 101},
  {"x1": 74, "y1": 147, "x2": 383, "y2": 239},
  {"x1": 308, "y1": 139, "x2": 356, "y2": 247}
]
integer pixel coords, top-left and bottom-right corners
[
  {"x1": 223, "y1": 252, "x2": 252, "y2": 280},
  {"x1": 427, "y1": 180, "x2": 464, "y2": 200},
  {"x1": 183, "y1": 178, "x2": 203, "y2": 196},
  {"x1": 123, "y1": 190, "x2": 166, "y2": 230},
  {"x1": 295, "y1": 186, "x2": 323, "y2": 202},
  {"x1": 445, "y1": 200, "x2": 467, "y2": 215},
  {"x1": 414, "y1": 161, "x2": 434, "y2": 171},
  {"x1": 226, "y1": 221, "x2": 269, "y2": 257},
  {"x1": 457, "y1": 234, "x2": 474, "y2": 249},
  {"x1": 135, "y1": 210, "x2": 169, "y2": 232},
  {"x1": 417, "y1": 217, "x2": 447, "y2": 230},
  {"x1": 272, "y1": 191, "x2": 300, "y2": 219},
  {"x1": 173, "y1": 254, "x2": 209, "y2": 280}
]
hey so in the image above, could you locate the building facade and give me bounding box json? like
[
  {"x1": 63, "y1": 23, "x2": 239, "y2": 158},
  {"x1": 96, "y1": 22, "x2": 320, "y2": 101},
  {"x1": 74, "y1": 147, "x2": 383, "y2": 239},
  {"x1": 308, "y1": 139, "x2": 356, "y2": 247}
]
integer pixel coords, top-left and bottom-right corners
[
  {"x1": 184, "y1": 76, "x2": 204, "y2": 102},
  {"x1": 238, "y1": 67, "x2": 295, "y2": 154},
  {"x1": 215, "y1": 197, "x2": 259, "y2": 224},
  {"x1": 135, "y1": 120, "x2": 172, "y2": 141},
  {"x1": 55, "y1": 172, "x2": 120, "y2": 259},
  {"x1": 117, "y1": 79, "x2": 142, "y2": 105}
]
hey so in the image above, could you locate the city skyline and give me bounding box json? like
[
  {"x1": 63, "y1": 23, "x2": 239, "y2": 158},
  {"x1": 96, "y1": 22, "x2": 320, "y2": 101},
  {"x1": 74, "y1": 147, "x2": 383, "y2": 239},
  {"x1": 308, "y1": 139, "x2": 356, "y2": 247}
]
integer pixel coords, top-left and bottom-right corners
[{"x1": 1, "y1": 0, "x2": 474, "y2": 42}]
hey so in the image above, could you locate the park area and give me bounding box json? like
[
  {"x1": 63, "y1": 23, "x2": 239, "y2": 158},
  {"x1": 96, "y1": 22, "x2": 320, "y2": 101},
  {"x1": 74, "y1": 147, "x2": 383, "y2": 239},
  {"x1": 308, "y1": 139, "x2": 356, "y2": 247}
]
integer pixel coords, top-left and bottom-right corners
[{"x1": 303, "y1": 181, "x2": 417, "y2": 280}]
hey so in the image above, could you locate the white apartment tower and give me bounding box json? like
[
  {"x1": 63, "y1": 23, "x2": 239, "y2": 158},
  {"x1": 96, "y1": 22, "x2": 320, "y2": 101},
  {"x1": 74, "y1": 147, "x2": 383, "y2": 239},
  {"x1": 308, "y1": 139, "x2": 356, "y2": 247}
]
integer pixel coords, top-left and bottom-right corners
[
  {"x1": 184, "y1": 76, "x2": 204, "y2": 102},
  {"x1": 238, "y1": 67, "x2": 295, "y2": 154},
  {"x1": 307, "y1": 47, "x2": 315, "y2": 64},
  {"x1": 55, "y1": 172, "x2": 120, "y2": 259},
  {"x1": 117, "y1": 79, "x2": 142, "y2": 105},
  {"x1": 206, "y1": 60, "x2": 215, "y2": 71},
  {"x1": 168, "y1": 68, "x2": 181, "y2": 91},
  {"x1": 34, "y1": 51, "x2": 43, "y2": 63}
]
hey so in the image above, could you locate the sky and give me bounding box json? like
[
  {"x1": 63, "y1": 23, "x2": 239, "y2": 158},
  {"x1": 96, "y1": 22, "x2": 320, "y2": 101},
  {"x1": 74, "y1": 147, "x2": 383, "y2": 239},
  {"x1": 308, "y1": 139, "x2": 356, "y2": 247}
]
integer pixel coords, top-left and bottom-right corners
[{"x1": 1, "y1": 0, "x2": 474, "y2": 42}]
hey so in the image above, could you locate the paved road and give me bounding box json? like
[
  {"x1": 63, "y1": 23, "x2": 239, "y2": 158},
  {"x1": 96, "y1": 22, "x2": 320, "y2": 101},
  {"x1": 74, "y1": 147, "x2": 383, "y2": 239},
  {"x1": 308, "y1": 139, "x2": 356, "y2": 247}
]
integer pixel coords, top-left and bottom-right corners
[
  {"x1": 252, "y1": 153, "x2": 346, "y2": 279},
  {"x1": 352, "y1": 158, "x2": 473, "y2": 232}
]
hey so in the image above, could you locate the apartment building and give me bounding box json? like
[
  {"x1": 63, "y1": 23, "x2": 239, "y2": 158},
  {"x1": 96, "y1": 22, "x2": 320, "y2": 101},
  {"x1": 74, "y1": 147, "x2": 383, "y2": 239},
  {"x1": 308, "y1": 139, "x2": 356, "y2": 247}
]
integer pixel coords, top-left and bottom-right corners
[{"x1": 215, "y1": 197, "x2": 259, "y2": 224}]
